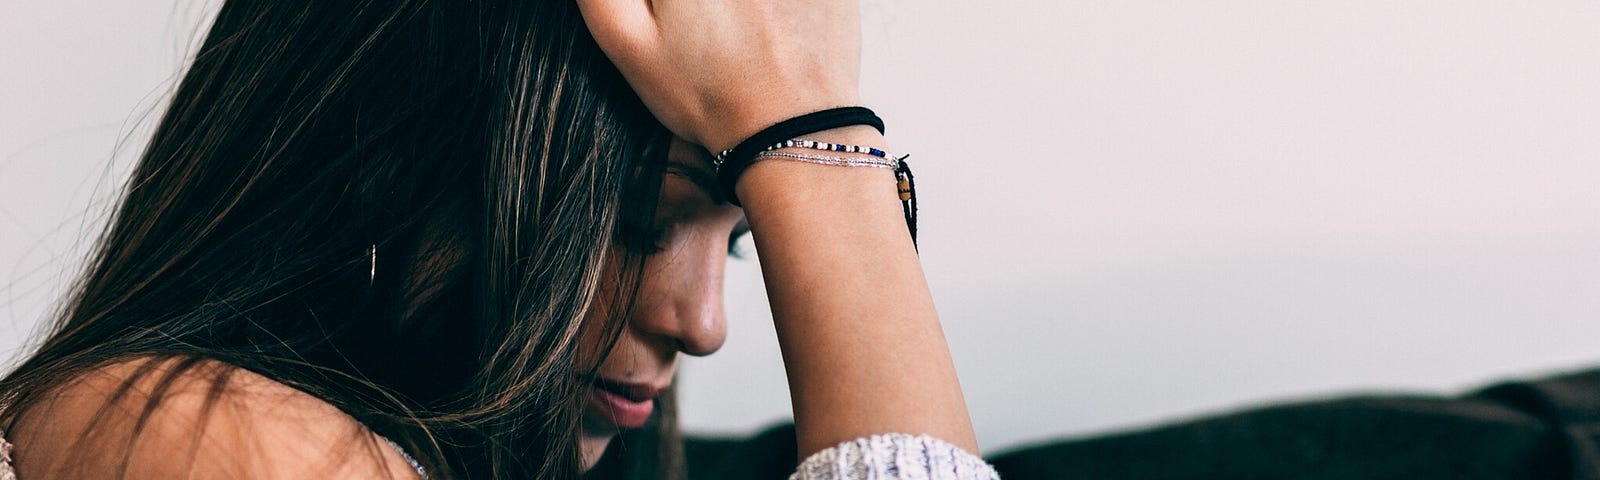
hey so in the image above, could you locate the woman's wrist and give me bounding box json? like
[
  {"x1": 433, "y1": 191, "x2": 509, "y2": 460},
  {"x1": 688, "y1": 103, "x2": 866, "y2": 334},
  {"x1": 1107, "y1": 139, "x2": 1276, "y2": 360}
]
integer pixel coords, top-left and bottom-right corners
[
  {"x1": 698, "y1": 98, "x2": 867, "y2": 155},
  {"x1": 731, "y1": 125, "x2": 894, "y2": 210}
]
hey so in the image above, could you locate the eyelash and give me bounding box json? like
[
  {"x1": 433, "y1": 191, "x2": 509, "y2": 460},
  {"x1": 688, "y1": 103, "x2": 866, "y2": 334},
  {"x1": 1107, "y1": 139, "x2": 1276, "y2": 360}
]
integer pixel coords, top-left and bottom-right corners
[{"x1": 637, "y1": 224, "x2": 752, "y2": 259}]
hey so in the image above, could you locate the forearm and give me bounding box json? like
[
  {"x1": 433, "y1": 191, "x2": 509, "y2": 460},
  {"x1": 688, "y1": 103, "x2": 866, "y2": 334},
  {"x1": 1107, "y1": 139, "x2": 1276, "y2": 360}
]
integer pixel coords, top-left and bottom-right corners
[{"x1": 737, "y1": 125, "x2": 980, "y2": 459}]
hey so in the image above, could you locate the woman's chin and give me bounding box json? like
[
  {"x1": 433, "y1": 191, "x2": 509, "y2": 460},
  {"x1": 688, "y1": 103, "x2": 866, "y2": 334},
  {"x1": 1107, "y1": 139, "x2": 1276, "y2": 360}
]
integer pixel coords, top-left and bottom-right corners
[{"x1": 579, "y1": 430, "x2": 615, "y2": 471}]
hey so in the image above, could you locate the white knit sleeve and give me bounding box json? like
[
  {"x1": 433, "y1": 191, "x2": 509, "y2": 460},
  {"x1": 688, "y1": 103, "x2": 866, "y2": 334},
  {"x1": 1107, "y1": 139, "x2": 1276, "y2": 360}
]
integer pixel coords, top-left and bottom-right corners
[
  {"x1": 0, "y1": 429, "x2": 16, "y2": 480},
  {"x1": 790, "y1": 433, "x2": 1001, "y2": 480}
]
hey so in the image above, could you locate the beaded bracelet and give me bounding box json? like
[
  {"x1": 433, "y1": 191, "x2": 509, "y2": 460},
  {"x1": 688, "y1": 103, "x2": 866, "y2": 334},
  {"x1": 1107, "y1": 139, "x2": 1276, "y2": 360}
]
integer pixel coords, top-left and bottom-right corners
[
  {"x1": 750, "y1": 149, "x2": 919, "y2": 248},
  {"x1": 753, "y1": 139, "x2": 893, "y2": 159},
  {"x1": 714, "y1": 107, "x2": 885, "y2": 205},
  {"x1": 754, "y1": 150, "x2": 900, "y2": 169},
  {"x1": 714, "y1": 107, "x2": 916, "y2": 248}
]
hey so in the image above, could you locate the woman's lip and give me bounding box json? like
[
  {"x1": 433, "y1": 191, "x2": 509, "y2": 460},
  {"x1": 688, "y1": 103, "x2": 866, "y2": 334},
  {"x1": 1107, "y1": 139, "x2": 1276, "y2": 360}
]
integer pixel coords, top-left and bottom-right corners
[
  {"x1": 592, "y1": 377, "x2": 666, "y2": 403},
  {"x1": 586, "y1": 378, "x2": 665, "y2": 430}
]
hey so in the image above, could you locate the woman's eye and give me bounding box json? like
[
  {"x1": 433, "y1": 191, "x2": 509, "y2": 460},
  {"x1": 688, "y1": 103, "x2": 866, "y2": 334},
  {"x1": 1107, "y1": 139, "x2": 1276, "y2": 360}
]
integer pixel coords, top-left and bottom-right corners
[
  {"x1": 627, "y1": 214, "x2": 749, "y2": 259},
  {"x1": 620, "y1": 215, "x2": 671, "y2": 255},
  {"x1": 645, "y1": 225, "x2": 672, "y2": 255}
]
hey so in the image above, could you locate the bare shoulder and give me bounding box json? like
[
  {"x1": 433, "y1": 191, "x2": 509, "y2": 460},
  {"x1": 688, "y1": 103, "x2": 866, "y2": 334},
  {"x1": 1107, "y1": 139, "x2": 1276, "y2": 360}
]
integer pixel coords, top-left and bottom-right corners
[{"x1": 7, "y1": 355, "x2": 422, "y2": 479}]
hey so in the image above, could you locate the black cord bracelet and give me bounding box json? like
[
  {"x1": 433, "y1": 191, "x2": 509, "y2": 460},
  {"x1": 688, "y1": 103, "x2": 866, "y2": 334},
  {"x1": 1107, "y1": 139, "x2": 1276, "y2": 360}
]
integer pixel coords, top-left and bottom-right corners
[
  {"x1": 713, "y1": 106, "x2": 917, "y2": 250},
  {"x1": 714, "y1": 106, "x2": 885, "y2": 206}
]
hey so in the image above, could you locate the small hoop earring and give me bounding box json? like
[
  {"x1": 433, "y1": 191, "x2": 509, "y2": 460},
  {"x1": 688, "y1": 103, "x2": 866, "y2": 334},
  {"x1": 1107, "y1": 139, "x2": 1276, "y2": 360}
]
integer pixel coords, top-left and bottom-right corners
[{"x1": 368, "y1": 244, "x2": 377, "y2": 285}]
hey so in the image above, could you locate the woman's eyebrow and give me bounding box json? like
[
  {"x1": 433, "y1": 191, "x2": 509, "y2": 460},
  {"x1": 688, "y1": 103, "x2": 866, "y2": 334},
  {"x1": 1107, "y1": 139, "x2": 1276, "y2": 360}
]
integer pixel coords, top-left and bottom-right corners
[{"x1": 666, "y1": 160, "x2": 726, "y2": 204}]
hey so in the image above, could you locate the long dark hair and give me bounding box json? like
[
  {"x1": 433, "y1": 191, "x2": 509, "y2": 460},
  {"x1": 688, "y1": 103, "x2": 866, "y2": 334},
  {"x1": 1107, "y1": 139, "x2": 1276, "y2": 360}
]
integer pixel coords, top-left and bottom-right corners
[{"x1": 0, "y1": 1, "x2": 677, "y2": 478}]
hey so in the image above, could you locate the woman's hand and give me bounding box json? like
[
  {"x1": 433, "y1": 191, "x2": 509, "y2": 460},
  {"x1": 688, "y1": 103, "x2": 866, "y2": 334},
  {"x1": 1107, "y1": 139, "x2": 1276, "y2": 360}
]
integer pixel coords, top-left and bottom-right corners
[{"x1": 575, "y1": 0, "x2": 864, "y2": 152}]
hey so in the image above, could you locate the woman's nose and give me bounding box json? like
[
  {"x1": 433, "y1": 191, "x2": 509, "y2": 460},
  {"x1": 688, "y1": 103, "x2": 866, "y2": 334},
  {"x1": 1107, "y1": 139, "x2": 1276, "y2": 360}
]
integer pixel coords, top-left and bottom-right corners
[{"x1": 632, "y1": 231, "x2": 729, "y2": 357}]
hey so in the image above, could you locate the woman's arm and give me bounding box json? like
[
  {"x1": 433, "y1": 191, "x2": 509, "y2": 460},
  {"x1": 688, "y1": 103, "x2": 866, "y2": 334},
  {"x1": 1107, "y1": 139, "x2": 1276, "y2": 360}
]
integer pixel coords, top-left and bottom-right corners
[
  {"x1": 736, "y1": 125, "x2": 980, "y2": 458},
  {"x1": 575, "y1": 0, "x2": 981, "y2": 460}
]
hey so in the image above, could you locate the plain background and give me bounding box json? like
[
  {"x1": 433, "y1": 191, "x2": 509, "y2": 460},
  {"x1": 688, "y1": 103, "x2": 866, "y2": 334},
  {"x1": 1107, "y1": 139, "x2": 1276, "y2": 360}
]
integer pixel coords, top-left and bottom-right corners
[{"x1": 3, "y1": 1, "x2": 1598, "y2": 453}]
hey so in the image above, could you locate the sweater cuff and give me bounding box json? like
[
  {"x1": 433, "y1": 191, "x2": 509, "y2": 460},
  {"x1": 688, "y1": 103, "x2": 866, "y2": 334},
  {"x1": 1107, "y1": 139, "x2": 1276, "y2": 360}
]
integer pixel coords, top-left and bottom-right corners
[{"x1": 791, "y1": 433, "x2": 1001, "y2": 480}]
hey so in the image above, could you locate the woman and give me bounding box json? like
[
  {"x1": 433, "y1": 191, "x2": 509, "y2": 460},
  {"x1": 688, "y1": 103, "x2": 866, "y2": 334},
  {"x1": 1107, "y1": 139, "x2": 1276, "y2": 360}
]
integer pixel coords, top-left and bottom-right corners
[{"x1": 0, "y1": 0, "x2": 991, "y2": 478}]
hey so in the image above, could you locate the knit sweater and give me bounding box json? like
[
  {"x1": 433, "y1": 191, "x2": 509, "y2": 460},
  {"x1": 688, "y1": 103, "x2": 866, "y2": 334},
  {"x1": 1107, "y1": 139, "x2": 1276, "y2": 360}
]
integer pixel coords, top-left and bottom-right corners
[
  {"x1": 0, "y1": 429, "x2": 999, "y2": 479},
  {"x1": 12, "y1": 364, "x2": 1600, "y2": 479}
]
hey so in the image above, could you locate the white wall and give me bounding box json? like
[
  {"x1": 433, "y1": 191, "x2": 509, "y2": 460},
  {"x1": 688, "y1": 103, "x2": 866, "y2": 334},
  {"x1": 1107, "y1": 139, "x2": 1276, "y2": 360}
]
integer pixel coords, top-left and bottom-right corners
[{"x1": 4, "y1": 0, "x2": 1598, "y2": 453}]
